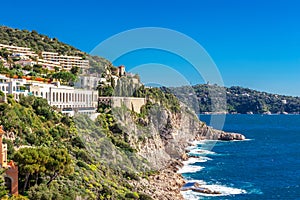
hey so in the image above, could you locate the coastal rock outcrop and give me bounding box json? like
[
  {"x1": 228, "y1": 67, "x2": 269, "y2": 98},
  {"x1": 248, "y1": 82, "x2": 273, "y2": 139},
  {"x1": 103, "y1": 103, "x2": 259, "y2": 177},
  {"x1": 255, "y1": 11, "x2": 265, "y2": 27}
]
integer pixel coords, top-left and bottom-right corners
[
  {"x1": 130, "y1": 160, "x2": 185, "y2": 200},
  {"x1": 114, "y1": 102, "x2": 246, "y2": 199},
  {"x1": 218, "y1": 132, "x2": 245, "y2": 141},
  {"x1": 181, "y1": 182, "x2": 222, "y2": 195}
]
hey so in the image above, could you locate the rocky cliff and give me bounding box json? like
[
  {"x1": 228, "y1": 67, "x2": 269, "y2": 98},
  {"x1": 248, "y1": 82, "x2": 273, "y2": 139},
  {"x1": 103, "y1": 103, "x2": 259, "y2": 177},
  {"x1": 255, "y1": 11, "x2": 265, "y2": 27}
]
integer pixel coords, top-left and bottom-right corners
[{"x1": 112, "y1": 102, "x2": 245, "y2": 199}]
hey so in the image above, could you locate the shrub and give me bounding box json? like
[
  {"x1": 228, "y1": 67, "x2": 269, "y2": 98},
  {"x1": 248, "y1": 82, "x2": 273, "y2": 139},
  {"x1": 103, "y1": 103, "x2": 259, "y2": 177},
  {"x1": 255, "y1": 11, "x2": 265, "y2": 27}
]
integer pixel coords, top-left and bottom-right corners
[
  {"x1": 125, "y1": 192, "x2": 139, "y2": 199},
  {"x1": 138, "y1": 193, "x2": 153, "y2": 200}
]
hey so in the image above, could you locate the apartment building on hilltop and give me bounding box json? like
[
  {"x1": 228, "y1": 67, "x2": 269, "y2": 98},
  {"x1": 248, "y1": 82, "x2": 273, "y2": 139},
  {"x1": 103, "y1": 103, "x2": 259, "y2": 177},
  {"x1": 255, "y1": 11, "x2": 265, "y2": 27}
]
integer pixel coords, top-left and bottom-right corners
[
  {"x1": 0, "y1": 44, "x2": 37, "y2": 57},
  {"x1": 42, "y1": 52, "x2": 89, "y2": 70},
  {"x1": 0, "y1": 44, "x2": 89, "y2": 71}
]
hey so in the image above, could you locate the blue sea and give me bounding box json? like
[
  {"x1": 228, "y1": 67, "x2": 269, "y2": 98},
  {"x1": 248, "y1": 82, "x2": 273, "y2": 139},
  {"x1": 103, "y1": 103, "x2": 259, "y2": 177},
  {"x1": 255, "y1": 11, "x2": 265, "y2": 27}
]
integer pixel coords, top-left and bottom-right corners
[{"x1": 180, "y1": 115, "x2": 300, "y2": 200}]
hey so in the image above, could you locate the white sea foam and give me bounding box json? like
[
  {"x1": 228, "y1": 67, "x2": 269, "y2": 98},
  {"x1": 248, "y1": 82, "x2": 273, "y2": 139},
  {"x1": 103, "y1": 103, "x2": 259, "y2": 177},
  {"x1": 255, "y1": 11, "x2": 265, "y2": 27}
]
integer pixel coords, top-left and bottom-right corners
[
  {"x1": 185, "y1": 145, "x2": 197, "y2": 151},
  {"x1": 181, "y1": 182, "x2": 247, "y2": 198},
  {"x1": 203, "y1": 184, "x2": 247, "y2": 195},
  {"x1": 180, "y1": 139, "x2": 251, "y2": 199},
  {"x1": 185, "y1": 179, "x2": 207, "y2": 185},
  {"x1": 188, "y1": 140, "x2": 208, "y2": 146},
  {"x1": 188, "y1": 148, "x2": 216, "y2": 156},
  {"x1": 177, "y1": 165, "x2": 204, "y2": 174},
  {"x1": 240, "y1": 138, "x2": 253, "y2": 141},
  {"x1": 182, "y1": 157, "x2": 212, "y2": 165},
  {"x1": 180, "y1": 190, "x2": 201, "y2": 200}
]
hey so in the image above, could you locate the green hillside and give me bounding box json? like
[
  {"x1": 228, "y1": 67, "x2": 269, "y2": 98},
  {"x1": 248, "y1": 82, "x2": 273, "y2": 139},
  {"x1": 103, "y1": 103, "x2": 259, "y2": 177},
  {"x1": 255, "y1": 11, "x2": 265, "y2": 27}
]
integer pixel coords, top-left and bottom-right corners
[
  {"x1": 0, "y1": 95, "x2": 153, "y2": 199},
  {"x1": 0, "y1": 26, "x2": 84, "y2": 56},
  {"x1": 0, "y1": 26, "x2": 111, "y2": 75},
  {"x1": 168, "y1": 84, "x2": 300, "y2": 114}
]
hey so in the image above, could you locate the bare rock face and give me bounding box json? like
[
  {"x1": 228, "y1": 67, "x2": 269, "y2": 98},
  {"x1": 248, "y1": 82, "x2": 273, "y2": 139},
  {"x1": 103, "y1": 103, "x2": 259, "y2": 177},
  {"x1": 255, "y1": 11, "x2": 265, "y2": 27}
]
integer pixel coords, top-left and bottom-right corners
[
  {"x1": 181, "y1": 153, "x2": 189, "y2": 161},
  {"x1": 218, "y1": 132, "x2": 246, "y2": 141},
  {"x1": 115, "y1": 103, "x2": 245, "y2": 199},
  {"x1": 130, "y1": 160, "x2": 186, "y2": 200}
]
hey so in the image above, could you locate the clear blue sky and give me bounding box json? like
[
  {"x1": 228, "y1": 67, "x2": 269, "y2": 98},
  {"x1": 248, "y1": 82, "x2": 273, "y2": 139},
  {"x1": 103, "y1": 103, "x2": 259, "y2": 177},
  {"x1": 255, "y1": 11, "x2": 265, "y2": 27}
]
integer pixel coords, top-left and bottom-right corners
[{"x1": 1, "y1": 0, "x2": 299, "y2": 96}]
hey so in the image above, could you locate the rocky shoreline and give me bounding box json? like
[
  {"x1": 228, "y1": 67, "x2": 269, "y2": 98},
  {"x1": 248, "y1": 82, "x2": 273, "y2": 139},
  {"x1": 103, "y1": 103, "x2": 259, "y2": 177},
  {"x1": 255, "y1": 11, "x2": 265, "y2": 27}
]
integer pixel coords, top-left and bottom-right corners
[
  {"x1": 130, "y1": 160, "x2": 186, "y2": 200},
  {"x1": 131, "y1": 134, "x2": 246, "y2": 199},
  {"x1": 178, "y1": 134, "x2": 246, "y2": 197},
  {"x1": 121, "y1": 103, "x2": 246, "y2": 199}
]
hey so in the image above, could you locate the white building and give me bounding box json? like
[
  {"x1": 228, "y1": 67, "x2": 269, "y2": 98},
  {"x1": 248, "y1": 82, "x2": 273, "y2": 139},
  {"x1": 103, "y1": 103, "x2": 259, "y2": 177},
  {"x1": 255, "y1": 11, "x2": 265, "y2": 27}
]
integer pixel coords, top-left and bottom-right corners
[
  {"x1": 41, "y1": 52, "x2": 89, "y2": 70},
  {"x1": 26, "y1": 81, "x2": 98, "y2": 109},
  {"x1": 0, "y1": 44, "x2": 37, "y2": 57},
  {"x1": 36, "y1": 59, "x2": 61, "y2": 71},
  {"x1": 0, "y1": 43, "x2": 89, "y2": 71},
  {"x1": 15, "y1": 59, "x2": 37, "y2": 67},
  {"x1": 0, "y1": 75, "x2": 10, "y2": 102},
  {"x1": 0, "y1": 75, "x2": 98, "y2": 111},
  {"x1": 48, "y1": 84, "x2": 98, "y2": 109},
  {"x1": 0, "y1": 76, "x2": 29, "y2": 101}
]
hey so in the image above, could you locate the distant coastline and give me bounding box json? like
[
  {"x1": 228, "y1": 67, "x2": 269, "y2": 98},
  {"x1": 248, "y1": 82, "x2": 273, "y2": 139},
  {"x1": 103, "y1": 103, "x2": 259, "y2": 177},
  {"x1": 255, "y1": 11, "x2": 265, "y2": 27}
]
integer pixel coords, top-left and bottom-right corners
[
  {"x1": 165, "y1": 84, "x2": 300, "y2": 115},
  {"x1": 199, "y1": 112, "x2": 300, "y2": 115}
]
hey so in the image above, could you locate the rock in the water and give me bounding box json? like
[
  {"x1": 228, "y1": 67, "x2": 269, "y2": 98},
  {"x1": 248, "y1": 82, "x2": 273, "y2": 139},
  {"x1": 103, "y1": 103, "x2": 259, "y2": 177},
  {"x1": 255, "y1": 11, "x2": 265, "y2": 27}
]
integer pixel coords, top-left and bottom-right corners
[
  {"x1": 192, "y1": 187, "x2": 222, "y2": 195},
  {"x1": 218, "y1": 132, "x2": 245, "y2": 141},
  {"x1": 181, "y1": 182, "x2": 222, "y2": 195},
  {"x1": 181, "y1": 153, "x2": 189, "y2": 161}
]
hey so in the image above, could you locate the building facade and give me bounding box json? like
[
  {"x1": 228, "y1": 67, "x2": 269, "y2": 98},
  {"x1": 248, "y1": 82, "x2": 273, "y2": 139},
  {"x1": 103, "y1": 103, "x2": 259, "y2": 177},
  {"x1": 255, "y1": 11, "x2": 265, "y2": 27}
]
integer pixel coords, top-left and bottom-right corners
[
  {"x1": 0, "y1": 44, "x2": 37, "y2": 57},
  {"x1": 0, "y1": 126, "x2": 18, "y2": 195},
  {"x1": 0, "y1": 76, "x2": 98, "y2": 111},
  {"x1": 0, "y1": 75, "x2": 28, "y2": 101},
  {"x1": 0, "y1": 43, "x2": 90, "y2": 71},
  {"x1": 41, "y1": 52, "x2": 89, "y2": 70}
]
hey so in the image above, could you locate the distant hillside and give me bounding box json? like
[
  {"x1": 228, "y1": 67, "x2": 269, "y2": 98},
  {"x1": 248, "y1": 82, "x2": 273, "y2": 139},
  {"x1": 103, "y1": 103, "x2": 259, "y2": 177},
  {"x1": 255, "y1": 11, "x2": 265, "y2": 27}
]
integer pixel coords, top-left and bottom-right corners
[{"x1": 167, "y1": 84, "x2": 300, "y2": 114}]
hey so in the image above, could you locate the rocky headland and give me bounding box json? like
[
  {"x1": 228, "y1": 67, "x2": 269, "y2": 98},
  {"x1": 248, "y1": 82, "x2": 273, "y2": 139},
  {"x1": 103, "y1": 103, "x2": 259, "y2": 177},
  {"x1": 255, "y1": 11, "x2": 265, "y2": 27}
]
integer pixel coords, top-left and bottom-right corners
[{"x1": 114, "y1": 102, "x2": 245, "y2": 199}]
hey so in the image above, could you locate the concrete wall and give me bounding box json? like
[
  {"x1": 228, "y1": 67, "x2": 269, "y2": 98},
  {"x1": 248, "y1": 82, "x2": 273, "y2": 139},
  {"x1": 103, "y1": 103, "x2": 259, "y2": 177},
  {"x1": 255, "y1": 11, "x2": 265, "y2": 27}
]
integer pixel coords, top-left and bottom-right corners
[{"x1": 99, "y1": 97, "x2": 146, "y2": 113}]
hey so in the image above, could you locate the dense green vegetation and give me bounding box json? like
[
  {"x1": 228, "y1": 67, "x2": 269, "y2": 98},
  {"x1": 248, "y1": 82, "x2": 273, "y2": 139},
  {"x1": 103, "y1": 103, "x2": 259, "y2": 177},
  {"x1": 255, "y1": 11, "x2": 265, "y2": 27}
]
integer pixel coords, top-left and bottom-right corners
[
  {"x1": 134, "y1": 86, "x2": 181, "y2": 114},
  {"x1": 0, "y1": 96, "x2": 153, "y2": 199},
  {"x1": 170, "y1": 84, "x2": 300, "y2": 114},
  {"x1": 0, "y1": 26, "x2": 84, "y2": 56},
  {"x1": 88, "y1": 55, "x2": 112, "y2": 75},
  {"x1": 0, "y1": 169, "x2": 8, "y2": 198},
  {"x1": 0, "y1": 26, "x2": 111, "y2": 76},
  {"x1": 0, "y1": 25, "x2": 195, "y2": 199}
]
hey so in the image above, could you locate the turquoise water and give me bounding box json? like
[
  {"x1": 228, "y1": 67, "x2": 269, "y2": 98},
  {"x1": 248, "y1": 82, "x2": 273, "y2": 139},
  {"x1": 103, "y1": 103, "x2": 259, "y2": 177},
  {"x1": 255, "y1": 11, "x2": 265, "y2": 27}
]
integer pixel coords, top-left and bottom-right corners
[{"x1": 180, "y1": 115, "x2": 300, "y2": 199}]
